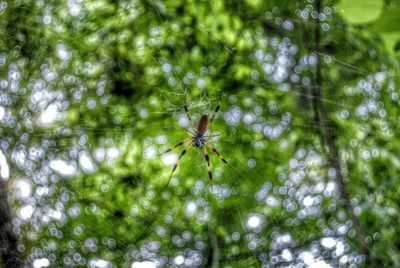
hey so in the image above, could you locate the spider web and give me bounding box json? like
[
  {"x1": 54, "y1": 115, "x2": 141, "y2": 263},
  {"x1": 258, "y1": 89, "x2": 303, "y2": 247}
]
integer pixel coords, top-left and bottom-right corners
[
  {"x1": 1, "y1": 0, "x2": 395, "y2": 267},
  {"x1": 123, "y1": 3, "x2": 373, "y2": 267}
]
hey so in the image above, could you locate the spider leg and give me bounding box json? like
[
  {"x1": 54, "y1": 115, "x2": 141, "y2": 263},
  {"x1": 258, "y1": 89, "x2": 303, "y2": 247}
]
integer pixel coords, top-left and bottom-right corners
[
  {"x1": 203, "y1": 146, "x2": 213, "y2": 180},
  {"x1": 184, "y1": 104, "x2": 197, "y2": 133},
  {"x1": 161, "y1": 137, "x2": 194, "y2": 154},
  {"x1": 180, "y1": 126, "x2": 196, "y2": 136},
  {"x1": 205, "y1": 142, "x2": 231, "y2": 167},
  {"x1": 164, "y1": 141, "x2": 193, "y2": 188},
  {"x1": 207, "y1": 102, "x2": 220, "y2": 129},
  {"x1": 204, "y1": 133, "x2": 221, "y2": 139}
]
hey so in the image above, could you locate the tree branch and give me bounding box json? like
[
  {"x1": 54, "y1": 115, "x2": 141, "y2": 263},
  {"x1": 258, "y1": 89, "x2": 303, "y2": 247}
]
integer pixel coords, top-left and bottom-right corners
[{"x1": 207, "y1": 222, "x2": 220, "y2": 268}]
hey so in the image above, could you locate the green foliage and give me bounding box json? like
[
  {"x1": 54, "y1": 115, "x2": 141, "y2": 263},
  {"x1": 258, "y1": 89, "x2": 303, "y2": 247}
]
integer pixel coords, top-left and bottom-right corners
[{"x1": 1, "y1": 0, "x2": 400, "y2": 267}]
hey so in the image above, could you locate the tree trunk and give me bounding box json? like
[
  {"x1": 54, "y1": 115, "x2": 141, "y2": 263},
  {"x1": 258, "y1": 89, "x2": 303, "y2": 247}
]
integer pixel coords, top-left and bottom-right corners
[
  {"x1": 312, "y1": 0, "x2": 369, "y2": 258},
  {"x1": 0, "y1": 178, "x2": 24, "y2": 267}
]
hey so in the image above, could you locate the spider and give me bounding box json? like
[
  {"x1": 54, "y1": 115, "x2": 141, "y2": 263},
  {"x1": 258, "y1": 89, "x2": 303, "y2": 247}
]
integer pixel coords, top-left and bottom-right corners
[{"x1": 162, "y1": 103, "x2": 230, "y2": 187}]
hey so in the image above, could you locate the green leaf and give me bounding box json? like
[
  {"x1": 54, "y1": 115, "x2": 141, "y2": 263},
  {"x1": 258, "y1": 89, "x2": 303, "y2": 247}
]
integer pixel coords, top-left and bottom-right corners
[
  {"x1": 372, "y1": 6, "x2": 400, "y2": 33},
  {"x1": 336, "y1": 0, "x2": 384, "y2": 24}
]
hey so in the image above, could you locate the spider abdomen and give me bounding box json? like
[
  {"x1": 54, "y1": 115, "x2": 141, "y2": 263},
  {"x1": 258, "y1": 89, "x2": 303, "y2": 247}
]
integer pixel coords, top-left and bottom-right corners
[{"x1": 197, "y1": 115, "x2": 208, "y2": 135}]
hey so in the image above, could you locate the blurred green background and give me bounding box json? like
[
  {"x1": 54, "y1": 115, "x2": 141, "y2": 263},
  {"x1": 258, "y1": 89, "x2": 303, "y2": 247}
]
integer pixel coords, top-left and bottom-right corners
[{"x1": 1, "y1": 0, "x2": 400, "y2": 267}]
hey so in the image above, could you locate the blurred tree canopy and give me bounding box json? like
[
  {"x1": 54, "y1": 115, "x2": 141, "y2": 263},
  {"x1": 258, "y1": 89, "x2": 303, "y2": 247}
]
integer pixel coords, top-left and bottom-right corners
[{"x1": 1, "y1": 0, "x2": 400, "y2": 267}]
